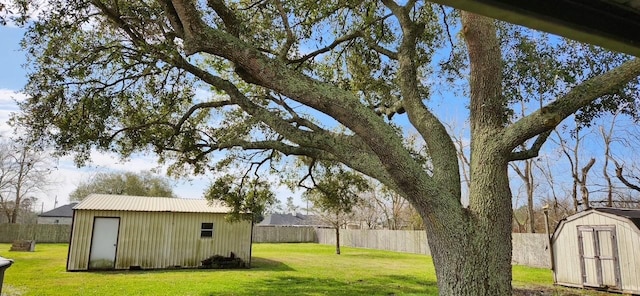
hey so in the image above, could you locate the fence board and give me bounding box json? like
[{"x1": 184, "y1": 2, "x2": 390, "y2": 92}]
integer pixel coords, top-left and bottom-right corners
[
  {"x1": 0, "y1": 223, "x2": 71, "y2": 243},
  {"x1": 317, "y1": 228, "x2": 551, "y2": 268},
  {"x1": 252, "y1": 226, "x2": 316, "y2": 243}
]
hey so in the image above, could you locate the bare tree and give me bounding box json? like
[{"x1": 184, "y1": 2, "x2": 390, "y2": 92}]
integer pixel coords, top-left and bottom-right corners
[
  {"x1": 352, "y1": 194, "x2": 380, "y2": 229},
  {"x1": 510, "y1": 156, "x2": 537, "y2": 232},
  {"x1": 599, "y1": 112, "x2": 624, "y2": 207},
  {"x1": 554, "y1": 128, "x2": 596, "y2": 211},
  {"x1": 0, "y1": 140, "x2": 53, "y2": 223},
  {"x1": 371, "y1": 184, "x2": 410, "y2": 230},
  {"x1": 445, "y1": 122, "x2": 471, "y2": 191},
  {"x1": 533, "y1": 152, "x2": 574, "y2": 221}
]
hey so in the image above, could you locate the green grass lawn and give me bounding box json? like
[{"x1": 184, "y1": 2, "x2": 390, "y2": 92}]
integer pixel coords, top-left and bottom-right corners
[{"x1": 0, "y1": 243, "x2": 604, "y2": 295}]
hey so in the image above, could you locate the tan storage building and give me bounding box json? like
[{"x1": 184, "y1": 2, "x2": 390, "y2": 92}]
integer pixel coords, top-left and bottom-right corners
[
  {"x1": 551, "y1": 208, "x2": 640, "y2": 294},
  {"x1": 67, "y1": 194, "x2": 252, "y2": 271}
]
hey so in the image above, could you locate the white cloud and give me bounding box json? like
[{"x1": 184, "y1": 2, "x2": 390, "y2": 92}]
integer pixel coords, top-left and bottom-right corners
[
  {"x1": 1, "y1": 0, "x2": 49, "y2": 27},
  {"x1": 0, "y1": 110, "x2": 14, "y2": 136},
  {"x1": 85, "y1": 151, "x2": 161, "y2": 172},
  {"x1": 0, "y1": 89, "x2": 23, "y2": 137},
  {"x1": 0, "y1": 88, "x2": 25, "y2": 108}
]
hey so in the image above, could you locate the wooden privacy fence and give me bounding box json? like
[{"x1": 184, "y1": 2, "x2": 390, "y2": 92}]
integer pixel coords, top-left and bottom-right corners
[
  {"x1": 252, "y1": 226, "x2": 317, "y2": 243},
  {"x1": 316, "y1": 229, "x2": 431, "y2": 255},
  {"x1": 316, "y1": 228, "x2": 552, "y2": 269},
  {"x1": 0, "y1": 223, "x2": 551, "y2": 268},
  {"x1": 0, "y1": 223, "x2": 71, "y2": 243}
]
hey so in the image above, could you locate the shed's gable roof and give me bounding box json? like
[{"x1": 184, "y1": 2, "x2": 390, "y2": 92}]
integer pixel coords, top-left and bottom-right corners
[
  {"x1": 553, "y1": 207, "x2": 640, "y2": 242},
  {"x1": 74, "y1": 194, "x2": 231, "y2": 213},
  {"x1": 594, "y1": 207, "x2": 640, "y2": 230},
  {"x1": 38, "y1": 202, "x2": 78, "y2": 217}
]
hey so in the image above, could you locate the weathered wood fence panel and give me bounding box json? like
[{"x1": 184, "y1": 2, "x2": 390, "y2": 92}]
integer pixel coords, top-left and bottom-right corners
[
  {"x1": 0, "y1": 224, "x2": 71, "y2": 243},
  {"x1": 252, "y1": 226, "x2": 316, "y2": 243},
  {"x1": 317, "y1": 229, "x2": 551, "y2": 268},
  {"x1": 511, "y1": 233, "x2": 550, "y2": 268},
  {"x1": 316, "y1": 229, "x2": 430, "y2": 255}
]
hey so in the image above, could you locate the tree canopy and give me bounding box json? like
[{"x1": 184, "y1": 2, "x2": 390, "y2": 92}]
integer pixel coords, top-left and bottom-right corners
[
  {"x1": 203, "y1": 174, "x2": 276, "y2": 223},
  {"x1": 12, "y1": 1, "x2": 640, "y2": 295},
  {"x1": 69, "y1": 171, "x2": 175, "y2": 201}
]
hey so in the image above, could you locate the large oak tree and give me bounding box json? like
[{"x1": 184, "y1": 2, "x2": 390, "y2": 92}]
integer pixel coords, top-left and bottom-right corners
[{"x1": 14, "y1": 0, "x2": 640, "y2": 294}]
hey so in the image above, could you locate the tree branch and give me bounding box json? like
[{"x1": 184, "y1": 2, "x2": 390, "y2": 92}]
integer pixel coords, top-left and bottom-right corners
[
  {"x1": 364, "y1": 37, "x2": 398, "y2": 60},
  {"x1": 502, "y1": 58, "x2": 640, "y2": 151},
  {"x1": 207, "y1": 0, "x2": 242, "y2": 37},
  {"x1": 174, "y1": 100, "x2": 234, "y2": 132},
  {"x1": 158, "y1": 0, "x2": 185, "y2": 38},
  {"x1": 386, "y1": 0, "x2": 461, "y2": 200},
  {"x1": 613, "y1": 160, "x2": 640, "y2": 192},
  {"x1": 287, "y1": 31, "x2": 362, "y2": 64},
  {"x1": 274, "y1": 0, "x2": 295, "y2": 59},
  {"x1": 508, "y1": 130, "x2": 551, "y2": 161}
]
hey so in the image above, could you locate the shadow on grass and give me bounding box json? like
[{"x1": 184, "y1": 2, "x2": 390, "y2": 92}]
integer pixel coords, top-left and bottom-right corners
[
  {"x1": 249, "y1": 257, "x2": 294, "y2": 271},
  {"x1": 90, "y1": 257, "x2": 293, "y2": 275},
  {"x1": 205, "y1": 274, "x2": 438, "y2": 296}
]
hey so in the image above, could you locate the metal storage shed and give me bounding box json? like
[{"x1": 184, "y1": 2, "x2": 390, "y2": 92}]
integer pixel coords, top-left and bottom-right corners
[
  {"x1": 67, "y1": 194, "x2": 252, "y2": 271},
  {"x1": 551, "y1": 208, "x2": 640, "y2": 294}
]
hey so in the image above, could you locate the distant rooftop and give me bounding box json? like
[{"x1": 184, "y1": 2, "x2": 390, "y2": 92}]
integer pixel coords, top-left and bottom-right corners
[
  {"x1": 74, "y1": 194, "x2": 231, "y2": 213},
  {"x1": 38, "y1": 202, "x2": 78, "y2": 218}
]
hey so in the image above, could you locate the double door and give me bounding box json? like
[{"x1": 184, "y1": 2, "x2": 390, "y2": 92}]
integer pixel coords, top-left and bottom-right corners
[{"x1": 577, "y1": 226, "x2": 621, "y2": 289}]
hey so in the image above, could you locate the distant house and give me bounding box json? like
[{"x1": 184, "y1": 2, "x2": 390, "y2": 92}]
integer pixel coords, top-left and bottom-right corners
[
  {"x1": 258, "y1": 213, "x2": 330, "y2": 228},
  {"x1": 37, "y1": 202, "x2": 78, "y2": 225},
  {"x1": 67, "y1": 194, "x2": 252, "y2": 271}
]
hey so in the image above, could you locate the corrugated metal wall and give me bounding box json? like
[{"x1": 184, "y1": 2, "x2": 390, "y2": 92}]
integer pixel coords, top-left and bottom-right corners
[
  {"x1": 67, "y1": 210, "x2": 252, "y2": 271},
  {"x1": 553, "y1": 212, "x2": 640, "y2": 293}
]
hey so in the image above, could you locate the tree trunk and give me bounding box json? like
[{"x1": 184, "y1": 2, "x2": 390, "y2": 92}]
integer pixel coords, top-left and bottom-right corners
[
  {"x1": 11, "y1": 180, "x2": 22, "y2": 224},
  {"x1": 420, "y1": 11, "x2": 513, "y2": 295},
  {"x1": 579, "y1": 158, "x2": 595, "y2": 210},
  {"x1": 2, "y1": 207, "x2": 11, "y2": 223},
  {"x1": 417, "y1": 151, "x2": 513, "y2": 295},
  {"x1": 572, "y1": 181, "x2": 579, "y2": 212},
  {"x1": 335, "y1": 227, "x2": 340, "y2": 255},
  {"x1": 525, "y1": 162, "x2": 535, "y2": 233},
  {"x1": 10, "y1": 207, "x2": 17, "y2": 223}
]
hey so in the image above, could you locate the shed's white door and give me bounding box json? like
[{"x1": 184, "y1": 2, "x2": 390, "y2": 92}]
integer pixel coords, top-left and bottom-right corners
[
  {"x1": 89, "y1": 217, "x2": 120, "y2": 270},
  {"x1": 578, "y1": 226, "x2": 621, "y2": 289}
]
